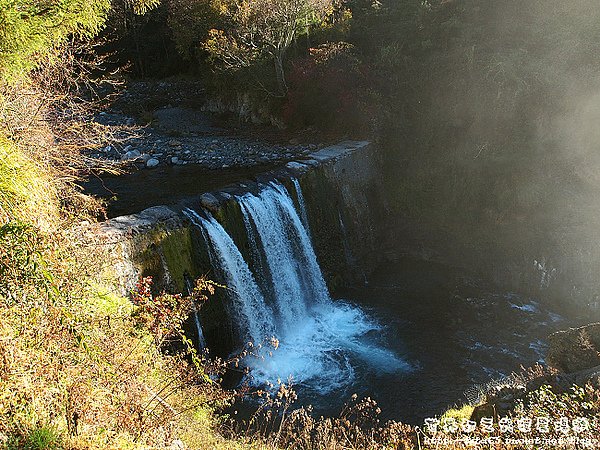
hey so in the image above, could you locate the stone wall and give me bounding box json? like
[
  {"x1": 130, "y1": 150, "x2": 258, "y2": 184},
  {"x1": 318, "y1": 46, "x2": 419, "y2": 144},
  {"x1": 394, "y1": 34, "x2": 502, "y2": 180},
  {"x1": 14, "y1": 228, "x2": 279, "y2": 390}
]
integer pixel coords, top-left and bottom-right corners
[{"x1": 99, "y1": 140, "x2": 386, "y2": 353}]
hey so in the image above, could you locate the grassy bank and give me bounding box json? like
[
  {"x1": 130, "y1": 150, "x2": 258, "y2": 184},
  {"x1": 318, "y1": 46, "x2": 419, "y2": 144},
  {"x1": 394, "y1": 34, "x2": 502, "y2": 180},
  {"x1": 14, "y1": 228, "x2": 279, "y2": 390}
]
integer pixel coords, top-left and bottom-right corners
[
  {"x1": 0, "y1": 4, "x2": 264, "y2": 447},
  {"x1": 0, "y1": 103, "x2": 262, "y2": 450}
]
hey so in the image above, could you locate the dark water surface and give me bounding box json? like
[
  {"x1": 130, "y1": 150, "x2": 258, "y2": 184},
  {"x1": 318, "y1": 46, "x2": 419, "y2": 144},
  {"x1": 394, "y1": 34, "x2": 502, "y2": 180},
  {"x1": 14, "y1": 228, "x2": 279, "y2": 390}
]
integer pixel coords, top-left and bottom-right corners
[
  {"x1": 82, "y1": 163, "x2": 280, "y2": 217},
  {"x1": 296, "y1": 256, "x2": 582, "y2": 424}
]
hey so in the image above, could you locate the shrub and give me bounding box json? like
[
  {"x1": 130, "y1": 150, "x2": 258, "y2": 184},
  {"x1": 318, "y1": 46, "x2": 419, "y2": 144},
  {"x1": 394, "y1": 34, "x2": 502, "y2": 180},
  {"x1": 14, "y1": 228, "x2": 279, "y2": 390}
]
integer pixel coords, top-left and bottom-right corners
[
  {"x1": 21, "y1": 426, "x2": 62, "y2": 450},
  {"x1": 0, "y1": 222, "x2": 53, "y2": 305},
  {"x1": 234, "y1": 392, "x2": 416, "y2": 449},
  {"x1": 131, "y1": 276, "x2": 215, "y2": 347}
]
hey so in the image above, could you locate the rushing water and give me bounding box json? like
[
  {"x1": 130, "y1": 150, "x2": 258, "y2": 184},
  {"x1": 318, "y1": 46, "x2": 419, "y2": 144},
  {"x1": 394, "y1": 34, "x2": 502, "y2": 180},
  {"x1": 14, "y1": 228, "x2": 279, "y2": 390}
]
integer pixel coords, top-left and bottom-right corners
[
  {"x1": 184, "y1": 209, "x2": 275, "y2": 344},
  {"x1": 184, "y1": 180, "x2": 582, "y2": 424},
  {"x1": 187, "y1": 182, "x2": 411, "y2": 398},
  {"x1": 336, "y1": 256, "x2": 584, "y2": 423},
  {"x1": 291, "y1": 177, "x2": 311, "y2": 234}
]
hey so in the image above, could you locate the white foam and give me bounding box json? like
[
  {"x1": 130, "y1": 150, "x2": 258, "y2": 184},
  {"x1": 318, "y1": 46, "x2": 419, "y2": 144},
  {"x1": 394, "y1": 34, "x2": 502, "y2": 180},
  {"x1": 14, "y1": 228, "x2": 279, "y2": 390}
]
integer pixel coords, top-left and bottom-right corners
[
  {"x1": 190, "y1": 182, "x2": 412, "y2": 396},
  {"x1": 246, "y1": 300, "x2": 411, "y2": 393}
]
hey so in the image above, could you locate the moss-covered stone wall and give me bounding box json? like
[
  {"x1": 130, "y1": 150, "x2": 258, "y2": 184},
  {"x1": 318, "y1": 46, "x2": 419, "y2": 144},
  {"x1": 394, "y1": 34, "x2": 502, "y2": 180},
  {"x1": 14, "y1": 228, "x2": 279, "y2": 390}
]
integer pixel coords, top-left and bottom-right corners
[{"x1": 100, "y1": 141, "x2": 386, "y2": 353}]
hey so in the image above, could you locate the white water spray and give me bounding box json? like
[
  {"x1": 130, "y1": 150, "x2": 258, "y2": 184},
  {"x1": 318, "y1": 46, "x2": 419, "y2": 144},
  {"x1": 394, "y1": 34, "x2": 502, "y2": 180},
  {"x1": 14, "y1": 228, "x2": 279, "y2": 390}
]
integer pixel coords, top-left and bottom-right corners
[
  {"x1": 184, "y1": 209, "x2": 275, "y2": 345},
  {"x1": 186, "y1": 183, "x2": 410, "y2": 394},
  {"x1": 237, "y1": 183, "x2": 411, "y2": 392}
]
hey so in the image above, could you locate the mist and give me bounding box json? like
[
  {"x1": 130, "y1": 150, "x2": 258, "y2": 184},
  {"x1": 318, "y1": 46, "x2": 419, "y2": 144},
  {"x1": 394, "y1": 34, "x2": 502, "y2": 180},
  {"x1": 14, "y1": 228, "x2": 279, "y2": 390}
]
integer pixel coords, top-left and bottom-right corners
[{"x1": 380, "y1": 0, "x2": 600, "y2": 314}]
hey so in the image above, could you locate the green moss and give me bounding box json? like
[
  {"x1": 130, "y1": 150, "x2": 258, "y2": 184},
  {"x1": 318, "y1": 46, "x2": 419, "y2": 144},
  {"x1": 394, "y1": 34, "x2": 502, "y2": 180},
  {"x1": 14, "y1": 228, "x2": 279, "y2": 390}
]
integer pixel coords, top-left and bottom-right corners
[
  {"x1": 161, "y1": 227, "x2": 197, "y2": 292},
  {"x1": 134, "y1": 232, "x2": 165, "y2": 281},
  {"x1": 214, "y1": 199, "x2": 252, "y2": 262},
  {"x1": 85, "y1": 284, "x2": 133, "y2": 317},
  {"x1": 130, "y1": 225, "x2": 198, "y2": 293}
]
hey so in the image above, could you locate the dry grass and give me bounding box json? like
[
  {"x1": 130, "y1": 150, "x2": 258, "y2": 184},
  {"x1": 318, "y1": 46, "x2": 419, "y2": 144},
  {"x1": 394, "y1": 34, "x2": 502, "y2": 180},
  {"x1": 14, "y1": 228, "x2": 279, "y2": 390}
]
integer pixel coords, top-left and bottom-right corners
[
  {"x1": 0, "y1": 136, "x2": 59, "y2": 228},
  {"x1": 0, "y1": 217, "x2": 271, "y2": 449},
  {"x1": 0, "y1": 49, "x2": 267, "y2": 450}
]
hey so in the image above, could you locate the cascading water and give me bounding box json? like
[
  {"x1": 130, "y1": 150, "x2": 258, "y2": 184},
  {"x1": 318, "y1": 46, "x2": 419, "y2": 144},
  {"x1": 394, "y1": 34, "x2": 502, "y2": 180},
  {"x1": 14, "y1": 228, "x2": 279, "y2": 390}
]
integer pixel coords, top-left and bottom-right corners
[
  {"x1": 186, "y1": 278, "x2": 207, "y2": 351},
  {"x1": 184, "y1": 209, "x2": 275, "y2": 345},
  {"x1": 291, "y1": 177, "x2": 311, "y2": 234},
  {"x1": 239, "y1": 183, "x2": 329, "y2": 322},
  {"x1": 187, "y1": 182, "x2": 410, "y2": 397},
  {"x1": 193, "y1": 307, "x2": 207, "y2": 351}
]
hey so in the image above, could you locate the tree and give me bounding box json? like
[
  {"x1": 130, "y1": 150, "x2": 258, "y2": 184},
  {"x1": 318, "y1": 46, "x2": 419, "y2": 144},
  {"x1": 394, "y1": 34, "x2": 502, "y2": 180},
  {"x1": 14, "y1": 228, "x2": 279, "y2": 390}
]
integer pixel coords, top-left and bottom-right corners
[
  {"x1": 0, "y1": 0, "x2": 110, "y2": 82},
  {"x1": 204, "y1": 0, "x2": 333, "y2": 96},
  {"x1": 0, "y1": 0, "x2": 161, "y2": 83}
]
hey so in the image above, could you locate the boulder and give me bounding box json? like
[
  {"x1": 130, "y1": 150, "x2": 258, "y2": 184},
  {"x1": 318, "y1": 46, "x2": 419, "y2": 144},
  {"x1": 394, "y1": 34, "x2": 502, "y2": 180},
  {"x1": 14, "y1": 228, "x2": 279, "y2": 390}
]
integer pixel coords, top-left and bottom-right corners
[
  {"x1": 547, "y1": 322, "x2": 600, "y2": 373},
  {"x1": 199, "y1": 193, "x2": 221, "y2": 212},
  {"x1": 121, "y1": 149, "x2": 141, "y2": 161},
  {"x1": 146, "y1": 158, "x2": 160, "y2": 168},
  {"x1": 286, "y1": 161, "x2": 309, "y2": 172}
]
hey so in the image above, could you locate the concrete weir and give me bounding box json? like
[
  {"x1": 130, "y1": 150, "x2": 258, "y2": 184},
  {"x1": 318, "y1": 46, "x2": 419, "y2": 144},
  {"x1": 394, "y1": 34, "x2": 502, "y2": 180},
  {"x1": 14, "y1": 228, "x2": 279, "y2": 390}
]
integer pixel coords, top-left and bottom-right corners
[{"x1": 100, "y1": 140, "x2": 386, "y2": 306}]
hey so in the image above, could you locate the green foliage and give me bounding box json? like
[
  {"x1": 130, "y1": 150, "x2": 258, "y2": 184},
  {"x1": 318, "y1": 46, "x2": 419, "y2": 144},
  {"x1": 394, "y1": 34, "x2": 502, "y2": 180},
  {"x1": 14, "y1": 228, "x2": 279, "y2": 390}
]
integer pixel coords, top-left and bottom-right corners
[
  {"x1": 0, "y1": 0, "x2": 112, "y2": 83},
  {"x1": 167, "y1": 0, "x2": 224, "y2": 60},
  {"x1": 21, "y1": 426, "x2": 62, "y2": 450},
  {"x1": 0, "y1": 137, "x2": 58, "y2": 226},
  {"x1": 347, "y1": 0, "x2": 426, "y2": 57},
  {"x1": 126, "y1": 0, "x2": 161, "y2": 15},
  {"x1": 203, "y1": 0, "x2": 335, "y2": 95},
  {"x1": 441, "y1": 404, "x2": 476, "y2": 422},
  {"x1": 0, "y1": 222, "x2": 53, "y2": 304}
]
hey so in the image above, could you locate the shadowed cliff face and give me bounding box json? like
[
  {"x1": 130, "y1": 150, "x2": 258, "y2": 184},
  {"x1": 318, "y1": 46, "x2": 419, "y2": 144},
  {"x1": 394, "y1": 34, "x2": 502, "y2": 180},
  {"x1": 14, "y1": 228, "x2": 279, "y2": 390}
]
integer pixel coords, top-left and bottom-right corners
[{"x1": 380, "y1": 1, "x2": 600, "y2": 315}]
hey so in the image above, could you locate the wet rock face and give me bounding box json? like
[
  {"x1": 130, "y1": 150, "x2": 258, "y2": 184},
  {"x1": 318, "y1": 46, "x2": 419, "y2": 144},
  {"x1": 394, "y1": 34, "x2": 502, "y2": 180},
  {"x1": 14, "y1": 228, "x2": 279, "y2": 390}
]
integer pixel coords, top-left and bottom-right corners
[
  {"x1": 547, "y1": 322, "x2": 600, "y2": 373},
  {"x1": 100, "y1": 206, "x2": 190, "y2": 295}
]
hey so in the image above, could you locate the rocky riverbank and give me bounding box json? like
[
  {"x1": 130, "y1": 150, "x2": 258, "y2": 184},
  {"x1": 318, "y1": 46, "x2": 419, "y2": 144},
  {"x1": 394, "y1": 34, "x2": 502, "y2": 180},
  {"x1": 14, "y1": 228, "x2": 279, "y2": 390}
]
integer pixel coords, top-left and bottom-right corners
[{"x1": 84, "y1": 80, "x2": 329, "y2": 170}]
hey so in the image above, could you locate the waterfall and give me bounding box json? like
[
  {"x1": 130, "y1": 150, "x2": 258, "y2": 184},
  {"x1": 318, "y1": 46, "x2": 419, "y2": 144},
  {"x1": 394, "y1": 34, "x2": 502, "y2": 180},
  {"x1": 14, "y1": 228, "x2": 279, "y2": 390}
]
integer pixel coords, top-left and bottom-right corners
[
  {"x1": 184, "y1": 209, "x2": 275, "y2": 345},
  {"x1": 237, "y1": 182, "x2": 410, "y2": 391},
  {"x1": 239, "y1": 183, "x2": 329, "y2": 328},
  {"x1": 186, "y1": 182, "x2": 410, "y2": 395},
  {"x1": 185, "y1": 278, "x2": 207, "y2": 351},
  {"x1": 193, "y1": 307, "x2": 207, "y2": 350},
  {"x1": 291, "y1": 177, "x2": 311, "y2": 235}
]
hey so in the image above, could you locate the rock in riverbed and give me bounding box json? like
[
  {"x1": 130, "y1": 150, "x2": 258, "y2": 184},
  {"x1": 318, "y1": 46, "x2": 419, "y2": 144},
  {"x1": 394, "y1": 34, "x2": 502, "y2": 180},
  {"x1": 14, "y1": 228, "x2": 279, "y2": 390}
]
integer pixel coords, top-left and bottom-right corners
[{"x1": 146, "y1": 158, "x2": 160, "y2": 168}]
